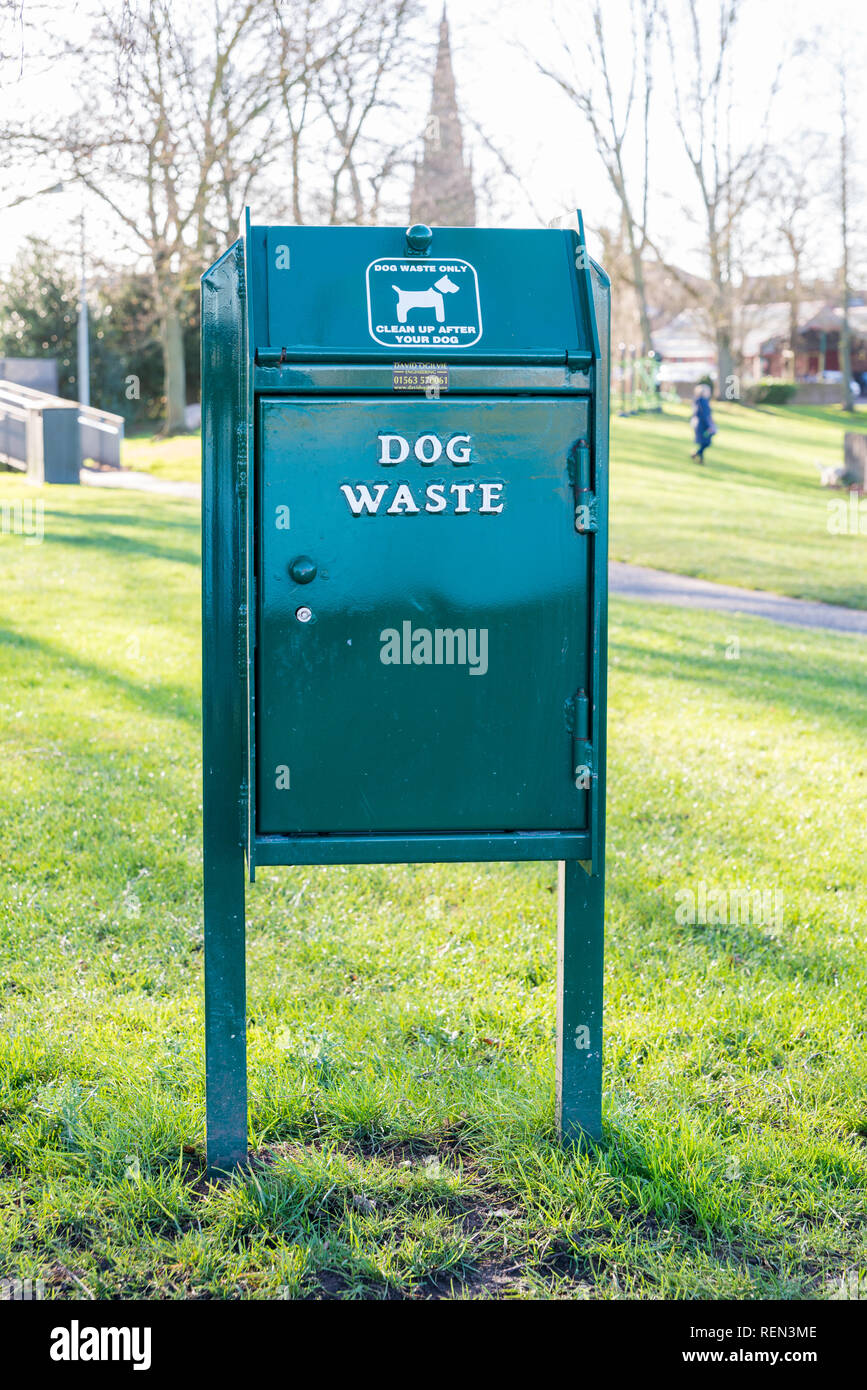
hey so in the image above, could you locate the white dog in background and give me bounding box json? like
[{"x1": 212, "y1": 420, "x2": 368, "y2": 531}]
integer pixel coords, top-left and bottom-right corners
[{"x1": 392, "y1": 274, "x2": 459, "y2": 324}]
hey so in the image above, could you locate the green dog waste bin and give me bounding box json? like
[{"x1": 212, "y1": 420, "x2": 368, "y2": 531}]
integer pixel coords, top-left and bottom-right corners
[{"x1": 201, "y1": 212, "x2": 610, "y2": 1172}]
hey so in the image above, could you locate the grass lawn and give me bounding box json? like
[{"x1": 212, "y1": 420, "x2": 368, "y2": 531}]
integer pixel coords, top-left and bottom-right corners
[
  {"x1": 612, "y1": 402, "x2": 867, "y2": 608},
  {"x1": 122, "y1": 402, "x2": 867, "y2": 609},
  {"x1": 0, "y1": 473, "x2": 865, "y2": 1300},
  {"x1": 122, "y1": 431, "x2": 202, "y2": 485}
]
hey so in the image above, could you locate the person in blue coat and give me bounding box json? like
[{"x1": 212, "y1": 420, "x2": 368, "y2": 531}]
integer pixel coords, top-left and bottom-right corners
[{"x1": 691, "y1": 383, "x2": 716, "y2": 462}]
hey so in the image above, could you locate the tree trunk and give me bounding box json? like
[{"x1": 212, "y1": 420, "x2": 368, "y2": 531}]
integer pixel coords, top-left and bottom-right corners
[
  {"x1": 788, "y1": 302, "x2": 799, "y2": 378},
  {"x1": 716, "y1": 330, "x2": 735, "y2": 401},
  {"x1": 788, "y1": 265, "x2": 800, "y2": 379},
  {"x1": 629, "y1": 239, "x2": 654, "y2": 356},
  {"x1": 160, "y1": 300, "x2": 187, "y2": 434},
  {"x1": 840, "y1": 311, "x2": 855, "y2": 413},
  {"x1": 839, "y1": 66, "x2": 855, "y2": 413},
  {"x1": 708, "y1": 235, "x2": 735, "y2": 402}
]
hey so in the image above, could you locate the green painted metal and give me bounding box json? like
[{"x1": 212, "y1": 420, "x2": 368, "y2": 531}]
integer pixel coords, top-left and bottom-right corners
[
  {"x1": 257, "y1": 395, "x2": 591, "y2": 836},
  {"x1": 201, "y1": 239, "x2": 250, "y2": 1174},
  {"x1": 254, "y1": 831, "x2": 590, "y2": 867},
  {"x1": 556, "y1": 860, "x2": 605, "y2": 1143},
  {"x1": 201, "y1": 212, "x2": 609, "y2": 1171},
  {"x1": 247, "y1": 224, "x2": 596, "y2": 363}
]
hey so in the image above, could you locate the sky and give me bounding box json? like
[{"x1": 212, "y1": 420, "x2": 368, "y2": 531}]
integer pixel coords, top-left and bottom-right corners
[
  {"x1": 0, "y1": 0, "x2": 864, "y2": 281},
  {"x1": 446, "y1": 0, "x2": 866, "y2": 276}
]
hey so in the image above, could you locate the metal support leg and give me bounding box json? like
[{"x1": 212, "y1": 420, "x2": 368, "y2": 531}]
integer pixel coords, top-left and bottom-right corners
[
  {"x1": 556, "y1": 859, "x2": 604, "y2": 1143},
  {"x1": 204, "y1": 841, "x2": 248, "y2": 1174},
  {"x1": 201, "y1": 242, "x2": 250, "y2": 1175}
]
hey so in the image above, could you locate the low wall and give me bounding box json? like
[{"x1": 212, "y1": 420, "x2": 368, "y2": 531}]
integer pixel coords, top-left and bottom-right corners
[{"x1": 790, "y1": 382, "x2": 856, "y2": 406}]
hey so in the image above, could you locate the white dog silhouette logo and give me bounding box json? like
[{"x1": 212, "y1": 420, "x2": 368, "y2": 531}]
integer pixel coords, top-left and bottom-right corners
[{"x1": 392, "y1": 274, "x2": 460, "y2": 324}]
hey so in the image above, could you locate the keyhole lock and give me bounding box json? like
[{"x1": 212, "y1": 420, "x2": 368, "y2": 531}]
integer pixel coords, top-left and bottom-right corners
[{"x1": 288, "y1": 555, "x2": 317, "y2": 584}]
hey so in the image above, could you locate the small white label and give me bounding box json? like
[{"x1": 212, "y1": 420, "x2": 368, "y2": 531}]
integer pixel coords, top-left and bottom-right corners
[{"x1": 366, "y1": 258, "x2": 482, "y2": 349}]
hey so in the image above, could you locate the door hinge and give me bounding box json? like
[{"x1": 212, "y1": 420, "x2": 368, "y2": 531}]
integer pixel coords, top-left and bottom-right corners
[
  {"x1": 566, "y1": 689, "x2": 593, "y2": 790},
  {"x1": 239, "y1": 779, "x2": 248, "y2": 844},
  {"x1": 568, "y1": 438, "x2": 597, "y2": 533}
]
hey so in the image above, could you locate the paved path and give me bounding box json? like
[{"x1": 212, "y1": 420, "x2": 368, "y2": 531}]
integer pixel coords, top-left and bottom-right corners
[
  {"x1": 80, "y1": 467, "x2": 200, "y2": 500},
  {"x1": 78, "y1": 468, "x2": 866, "y2": 636},
  {"x1": 610, "y1": 561, "x2": 867, "y2": 636}
]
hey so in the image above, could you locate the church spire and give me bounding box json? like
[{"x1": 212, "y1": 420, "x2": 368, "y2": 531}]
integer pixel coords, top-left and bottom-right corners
[{"x1": 409, "y1": 5, "x2": 476, "y2": 227}]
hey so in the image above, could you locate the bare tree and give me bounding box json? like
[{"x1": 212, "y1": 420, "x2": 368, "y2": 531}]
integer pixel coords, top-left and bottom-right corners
[
  {"x1": 758, "y1": 140, "x2": 824, "y2": 373},
  {"x1": 0, "y1": 0, "x2": 60, "y2": 204},
  {"x1": 266, "y1": 0, "x2": 423, "y2": 228},
  {"x1": 0, "y1": 0, "x2": 50, "y2": 79},
  {"x1": 4, "y1": 0, "x2": 420, "y2": 429},
  {"x1": 534, "y1": 0, "x2": 658, "y2": 354},
  {"x1": 660, "y1": 0, "x2": 780, "y2": 399},
  {"x1": 268, "y1": 0, "x2": 353, "y2": 226},
  {"x1": 7, "y1": 1, "x2": 284, "y2": 430},
  {"x1": 309, "y1": 0, "x2": 422, "y2": 225},
  {"x1": 463, "y1": 115, "x2": 554, "y2": 228},
  {"x1": 837, "y1": 59, "x2": 855, "y2": 412}
]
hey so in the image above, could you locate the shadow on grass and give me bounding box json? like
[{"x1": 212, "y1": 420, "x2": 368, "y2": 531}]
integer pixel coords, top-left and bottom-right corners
[
  {"x1": 0, "y1": 623, "x2": 199, "y2": 726},
  {"x1": 48, "y1": 505, "x2": 200, "y2": 529},
  {"x1": 619, "y1": 439, "x2": 829, "y2": 496},
  {"x1": 786, "y1": 405, "x2": 867, "y2": 429},
  {"x1": 605, "y1": 868, "x2": 846, "y2": 986},
  {"x1": 610, "y1": 611, "x2": 866, "y2": 731},
  {"x1": 42, "y1": 514, "x2": 200, "y2": 568}
]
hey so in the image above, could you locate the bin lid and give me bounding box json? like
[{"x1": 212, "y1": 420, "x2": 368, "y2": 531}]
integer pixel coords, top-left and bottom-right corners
[{"x1": 245, "y1": 219, "x2": 600, "y2": 365}]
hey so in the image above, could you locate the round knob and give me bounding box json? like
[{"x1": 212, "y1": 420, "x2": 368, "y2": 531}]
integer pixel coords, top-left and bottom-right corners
[
  {"x1": 288, "y1": 555, "x2": 317, "y2": 584},
  {"x1": 405, "y1": 223, "x2": 433, "y2": 256}
]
